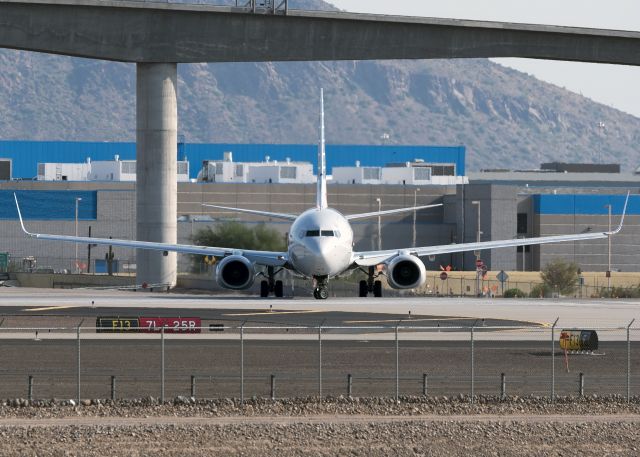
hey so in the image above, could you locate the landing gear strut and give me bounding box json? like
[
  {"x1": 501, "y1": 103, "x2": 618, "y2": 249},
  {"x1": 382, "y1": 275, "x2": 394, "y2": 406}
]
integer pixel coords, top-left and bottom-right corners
[
  {"x1": 359, "y1": 266, "x2": 382, "y2": 298},
  {"x1": 260, "y1": 266, "x2": 284, "y2": 298},
  {"x1": 313, "y1": 276, "x2": 329, "y2": 300}
]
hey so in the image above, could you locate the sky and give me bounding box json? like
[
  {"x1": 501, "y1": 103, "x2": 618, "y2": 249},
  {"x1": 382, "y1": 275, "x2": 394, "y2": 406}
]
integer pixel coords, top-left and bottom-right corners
[{"x1": 329, "y1": 0, "x2": 640, "y2": 118}]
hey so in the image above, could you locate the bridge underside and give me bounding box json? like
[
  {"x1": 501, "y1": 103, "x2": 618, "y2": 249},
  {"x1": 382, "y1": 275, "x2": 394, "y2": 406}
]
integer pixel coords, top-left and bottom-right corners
[
  {"x1": 2, "y1": 0, "x2": 639, "y2": 286},
  {"x1": 1, "y1": 1, "x2": 640, "y2": 64}
]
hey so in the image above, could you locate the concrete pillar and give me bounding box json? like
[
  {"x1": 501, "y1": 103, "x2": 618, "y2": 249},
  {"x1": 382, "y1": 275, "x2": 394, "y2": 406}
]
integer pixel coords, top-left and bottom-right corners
[{"x1": 136, "y1": 63, "x2": 178, "y2": 288}]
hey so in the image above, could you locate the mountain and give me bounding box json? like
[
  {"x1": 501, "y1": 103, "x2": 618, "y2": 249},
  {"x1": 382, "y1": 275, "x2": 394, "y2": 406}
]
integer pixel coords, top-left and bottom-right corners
[{"x1": 1, "y1": 0, "x2": 639, "y2": 171}]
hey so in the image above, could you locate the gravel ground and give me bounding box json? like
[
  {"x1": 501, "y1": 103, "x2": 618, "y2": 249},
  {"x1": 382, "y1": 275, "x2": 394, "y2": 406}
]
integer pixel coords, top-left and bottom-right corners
[{"x1": 0, "y1": 396, "x2": 638, "y2": 456}]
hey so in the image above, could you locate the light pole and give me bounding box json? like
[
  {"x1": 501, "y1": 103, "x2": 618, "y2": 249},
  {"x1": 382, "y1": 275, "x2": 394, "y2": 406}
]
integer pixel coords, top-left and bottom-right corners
[
  {"x1": 74, "y1": 197, "x2": 82, "y2": 273},
  {"x1": 472, "y1": 200, "x2": 481, "y2": 296},
  {"x1": 598, "y1": 121, "x2": 606, "y2": 163},
  {"x1": 376, "y1": 198, "x2": 382, "y2": 251},
  {"x1": 605, "y1": 203, "x2": 612, "y2": 290},
  {"x1": 412, "y1": 188, "x2": 420, "y2": 248}
]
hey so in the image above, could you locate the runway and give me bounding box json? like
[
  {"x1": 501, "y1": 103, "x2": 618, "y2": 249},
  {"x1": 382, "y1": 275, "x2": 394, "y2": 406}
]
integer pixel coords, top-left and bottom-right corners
[
  {"x1": 0, "y1": 288, "x2": 637, "y2": 400},
  {"x1": 1, "y1": 287, "x2": 639, "y2": 329}
]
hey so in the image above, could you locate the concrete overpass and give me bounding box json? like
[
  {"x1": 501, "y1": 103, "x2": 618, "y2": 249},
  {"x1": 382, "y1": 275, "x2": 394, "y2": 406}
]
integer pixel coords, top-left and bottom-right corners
[{"x1": 2, "y1": 0, "x2": 640, "y2": 287}]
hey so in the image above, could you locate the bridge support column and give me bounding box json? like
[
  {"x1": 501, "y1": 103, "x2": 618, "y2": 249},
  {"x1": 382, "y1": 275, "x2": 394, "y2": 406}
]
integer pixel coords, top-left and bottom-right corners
[{"x1": 136, "y1": 63, "x2": 178, "y2": 288}]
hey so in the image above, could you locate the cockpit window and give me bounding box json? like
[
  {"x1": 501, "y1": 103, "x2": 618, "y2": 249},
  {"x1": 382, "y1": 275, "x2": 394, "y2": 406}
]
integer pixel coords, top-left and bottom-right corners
[
  {"x1": 306, "y1": 230, "x2": 320, "y2": 237},
  {"x1": 321, "y1": 230, "x2": 335, "y2": 237}
]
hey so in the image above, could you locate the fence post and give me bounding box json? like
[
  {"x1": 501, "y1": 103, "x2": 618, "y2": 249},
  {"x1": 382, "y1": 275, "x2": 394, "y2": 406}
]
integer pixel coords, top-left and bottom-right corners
[
  {"x1": 76, "y1": 325, "x2": 81, "y2": 405},
  {"x1": 579, "y1": 372, "x2": 584, "y2": 397},
  {"x1": 318, "y1": 322, "x2": 323, "y2": 399},
  {"x1": 160, "y1": 326, "x2": 165, "y2": 403},
  {"x1": 470, "y1": 325, "x2": 475, "y2": 403},
  {"x1": 551, "y1": 317, "x2": 559, "y2": 402},
  {"x1": 111, "y1": 376, "x2": 116, "y2": 401},
  {"x1": 191, "y1": 375, "x2": 196, "y2": 398},
  {"x1": 422, "y1": 373, "x2": 428, "y2": 396},
  {"x1": 501, "y1": 373, "x2": 506, "y2": 400},
  {"x1": 28, "y1": 375, "x2": 33, "y2": 401},
  {"x1": 270, "y1": 374, "x2": 276, "y2": 400},
  {"x1": 395, "y1": 323, "x2": 400, "y2": 402},
  {"x1": 240, "y1": 322, "x2": 245, "y2": 405},
  {"x1": 627, "y1": 319, "x2": 635, "y2": 403},
  {"x1": 347, "y1": 374, "x2": 352, "y2": 397}
]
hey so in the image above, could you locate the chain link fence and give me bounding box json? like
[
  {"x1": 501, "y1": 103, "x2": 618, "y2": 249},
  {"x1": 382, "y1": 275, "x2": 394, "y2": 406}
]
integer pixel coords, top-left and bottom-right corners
[{"x1": 0, "y1": 322, "x2": 637, "y2": 402}]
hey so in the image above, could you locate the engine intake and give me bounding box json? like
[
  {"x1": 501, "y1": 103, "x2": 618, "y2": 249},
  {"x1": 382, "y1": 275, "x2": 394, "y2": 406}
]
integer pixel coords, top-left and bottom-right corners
[
  {"x1": 215, "y1": 255, "x2": 255, "y2": 290},
  {"x1": 386, "y1": 255, "x2": 427, "y2": 290}
]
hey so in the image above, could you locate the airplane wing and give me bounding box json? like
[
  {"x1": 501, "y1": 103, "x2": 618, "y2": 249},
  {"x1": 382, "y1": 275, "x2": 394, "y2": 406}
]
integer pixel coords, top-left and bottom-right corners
[
  {"x1": 346, "y1": 203, "x2": 443, "y2": 221},
  {"x1": 201, "y1": 204, "x2": 298, "y2": 221},
  {"x1": 353, "y1": 192, "x2": 629, "y2": 266},
  {"x1": 14, "y1": 194, "x2": 287, "y2": 267}
]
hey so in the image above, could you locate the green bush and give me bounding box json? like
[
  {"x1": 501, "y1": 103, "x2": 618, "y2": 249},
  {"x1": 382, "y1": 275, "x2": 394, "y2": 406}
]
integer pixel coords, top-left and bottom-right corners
[
  {"x1": 190, "y1": 222, "x2": 286, "y2": 273},
  {"x1": 599, "y1": 286, "x2": 640, "y2": 299},
  {"x1": 529, "y1": 283, "x2": 552, "y2": 298},
  {"x1": 541, "y1": 259, "x2": 580, "y2": 296},
  {"x1": 503, "y1": 288, "x2": 526, "y2": 298}
]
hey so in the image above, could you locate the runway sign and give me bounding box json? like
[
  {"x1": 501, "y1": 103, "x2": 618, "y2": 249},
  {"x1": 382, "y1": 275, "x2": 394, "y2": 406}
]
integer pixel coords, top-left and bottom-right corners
[
  {"x1": 96, "y1": 317, "x2": 201, "y2": 333},
  {"x1": 139, "y1": 317, "x2": 201, "y2": 333},
  {"x1": 96, "y1": 317, "x2": 139, "y2": 333}
]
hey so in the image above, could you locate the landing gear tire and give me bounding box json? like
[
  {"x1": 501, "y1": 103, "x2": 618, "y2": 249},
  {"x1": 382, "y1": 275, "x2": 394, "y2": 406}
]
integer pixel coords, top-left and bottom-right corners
[
  {"x1": 315, "y1": 287, "x2": 329, "y2": 300},
  {"x1": 260, "y1": 280, "x2": 269, "y2": 298},
  {"x1": 274, "y1": 280, "x2": 284, "y2": 298},
  {"x1": 373, "y1": 280, "x2": 383, "y2": 298},
  {"x1": 359, "y1": 280, "x2": 368, "y2": 297}
]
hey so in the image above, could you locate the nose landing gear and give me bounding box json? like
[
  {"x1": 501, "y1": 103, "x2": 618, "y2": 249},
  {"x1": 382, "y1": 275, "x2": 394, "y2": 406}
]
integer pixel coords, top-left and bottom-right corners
[
  {"x1": 359, "y1": 266, "x2": 383, "y2": 297},
  {"x1": 313, "y1": 275, "x2": 329, "y2": 300}
]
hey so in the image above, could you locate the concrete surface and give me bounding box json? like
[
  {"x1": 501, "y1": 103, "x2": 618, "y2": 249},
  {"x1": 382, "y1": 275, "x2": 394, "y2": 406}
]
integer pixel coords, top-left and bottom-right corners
[{"x1": 136, "y1": 63, "x2": 178, "y2": 288}]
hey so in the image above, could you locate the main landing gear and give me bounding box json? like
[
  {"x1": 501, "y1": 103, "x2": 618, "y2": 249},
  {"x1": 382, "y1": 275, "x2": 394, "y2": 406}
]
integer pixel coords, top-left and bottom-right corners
[
  {"x1": 313, "y1": 276, "x2": 329, "y2": 300},
  {"x1": 359, "y1": 266, "x2": 382, "y2": 298},
  {"x1": 260, "y1": 266, "x2": 284, "y2": 298}
]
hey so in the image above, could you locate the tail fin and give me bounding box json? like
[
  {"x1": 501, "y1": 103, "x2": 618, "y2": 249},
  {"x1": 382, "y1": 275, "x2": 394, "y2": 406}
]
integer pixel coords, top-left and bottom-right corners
[{"x1": 316, "y1": 88, "x2": 328, "y2": 209}]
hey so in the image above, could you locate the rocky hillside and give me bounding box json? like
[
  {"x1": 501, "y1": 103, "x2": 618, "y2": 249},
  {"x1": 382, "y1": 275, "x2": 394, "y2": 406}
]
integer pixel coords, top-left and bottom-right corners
[{"x1": 0, "y1": 0, "x2": 638, "y2": 171}]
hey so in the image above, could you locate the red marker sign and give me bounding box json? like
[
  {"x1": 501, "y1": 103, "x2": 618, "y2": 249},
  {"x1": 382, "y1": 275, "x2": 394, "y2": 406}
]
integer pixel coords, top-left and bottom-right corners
[{"x1": 139, "y1": 317, "x2": 202, "y2": 333}]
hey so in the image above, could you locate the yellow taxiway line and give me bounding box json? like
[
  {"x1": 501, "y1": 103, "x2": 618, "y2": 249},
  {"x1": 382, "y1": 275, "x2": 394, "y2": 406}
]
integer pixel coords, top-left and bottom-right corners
[{"x1": 22, "y1": 305, "x2": 77, "y2": 312}]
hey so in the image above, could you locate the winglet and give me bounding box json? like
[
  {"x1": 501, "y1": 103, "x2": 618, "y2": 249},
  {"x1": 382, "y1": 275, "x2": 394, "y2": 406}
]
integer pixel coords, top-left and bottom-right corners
[
  {"x1": 13, "y1": 193, "x2": 33, "y2": 236},
  {"x1": 607, "y1": 191, "x2": 630, "y2": 235}
]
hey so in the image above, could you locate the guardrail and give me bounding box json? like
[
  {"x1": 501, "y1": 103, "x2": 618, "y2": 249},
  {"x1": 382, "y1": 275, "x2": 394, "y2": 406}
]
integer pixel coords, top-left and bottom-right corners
[{"x1": 0, "y1": 322, "x2": 637, "y2": 404}]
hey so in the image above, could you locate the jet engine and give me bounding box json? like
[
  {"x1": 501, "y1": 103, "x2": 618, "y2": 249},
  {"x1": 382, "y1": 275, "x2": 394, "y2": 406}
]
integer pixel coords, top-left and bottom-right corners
[
  {"x1": 215, "y1": 255, "x2": 255, "y2": 290},
  {"x1": 386, "y1": 255, "x2": 427, "y2": 290}
]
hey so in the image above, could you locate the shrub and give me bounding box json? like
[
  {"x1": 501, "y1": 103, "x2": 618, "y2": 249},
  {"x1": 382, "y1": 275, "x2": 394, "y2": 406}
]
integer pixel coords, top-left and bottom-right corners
[
  {"x1": 190, "y1": 222, "x2": 286, "y2": 273},
  {"x1": 529, "y1": 283, "x2": 552, "y2": 298},
  {"x1": 599, "y1": 286, "x2": 640, "y2": 299},
  {"x1": 541, "y1": 259, "x2": 580, "y2": 296},
  {"x1": 504, "y1": 288, "x2": 526, "y2": 298}
]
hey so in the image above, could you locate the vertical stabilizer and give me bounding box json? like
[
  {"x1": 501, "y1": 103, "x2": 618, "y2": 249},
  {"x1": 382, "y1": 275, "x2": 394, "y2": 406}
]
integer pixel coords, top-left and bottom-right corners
[{"x1": 317, "y1": 88, "x2": 328, "y2": 209}]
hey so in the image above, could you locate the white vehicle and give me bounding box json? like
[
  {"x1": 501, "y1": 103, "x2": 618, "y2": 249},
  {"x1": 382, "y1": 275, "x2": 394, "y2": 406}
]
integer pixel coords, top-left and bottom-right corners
[{"x1": 14, "y1": 90, "x2": 628, "y2": 299}]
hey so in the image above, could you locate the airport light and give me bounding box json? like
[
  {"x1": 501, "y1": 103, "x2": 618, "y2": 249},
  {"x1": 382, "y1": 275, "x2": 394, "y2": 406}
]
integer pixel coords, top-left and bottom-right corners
[
  {"x1": 75, "y1": 197, "x2": 82, "y2": 273},
  {"x1": 472, "y1": 200, "x2": 481, "y2": 296},
  {"x1": 412, "y1": 188, "x2": 420, "y2": 248},
  {"x1": 376, "y1": 198, "x2": 382, "y2": 251}
]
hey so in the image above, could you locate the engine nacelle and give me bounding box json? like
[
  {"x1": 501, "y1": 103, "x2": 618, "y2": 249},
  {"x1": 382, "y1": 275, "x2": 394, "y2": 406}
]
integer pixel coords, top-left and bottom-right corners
[
  {"x1": 215, "y1": 255, "x2": 255, "y2": 290},
  {"x1": 386, "y1": 255, "x2": 427, "y2": 290}
]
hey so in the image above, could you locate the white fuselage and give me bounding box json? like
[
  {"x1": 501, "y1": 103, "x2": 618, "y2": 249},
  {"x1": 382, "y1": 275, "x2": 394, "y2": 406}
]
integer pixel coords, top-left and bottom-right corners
[{"x1": 287, "y1": 208, "x2": 354, "y2": 278}]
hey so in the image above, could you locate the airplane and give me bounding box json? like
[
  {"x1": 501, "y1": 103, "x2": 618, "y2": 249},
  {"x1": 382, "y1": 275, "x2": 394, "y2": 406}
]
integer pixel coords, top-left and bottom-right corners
[{"x1": 14, "y1": 90, "x2": 629, "y2": 300}]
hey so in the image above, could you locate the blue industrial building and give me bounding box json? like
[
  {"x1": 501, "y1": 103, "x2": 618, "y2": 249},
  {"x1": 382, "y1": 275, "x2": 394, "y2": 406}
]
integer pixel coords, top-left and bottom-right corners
[
  {"x1": 0, "y1": 140, "x2": 466, "y2": 180},
  {"x1": 533, "y1": 194, "x2": 640, "y2": 216}
]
